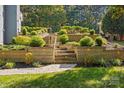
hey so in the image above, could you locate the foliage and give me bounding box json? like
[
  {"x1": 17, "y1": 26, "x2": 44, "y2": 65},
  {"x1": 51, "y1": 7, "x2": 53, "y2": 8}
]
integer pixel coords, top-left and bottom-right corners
[
  {"x1": 4, "y1": 62, "x2": 16, "y2": 69},
  {"x1": 21, "y1": 5, "x2": 67, "y2": 32},
  {"x1": 30, "y1": 36, "x2": 46, "y2": 47},
  {"x1": 25, "y1": 52, "x2": 33, "y2": 64},
  {"x1": 0, "y1": 45, "x2": 26, "y2": 50},
  {"x1": 59, "y1": 34, "x2": 69, "y2": 44},
  {"x1": 65, "y1": 5, "x2": 107, "y2": 31},
  {"x1": 95, "y1": 36, "x2": 107, "y2": 46},
  {"x1": 12, "y1": 37, "x2": 16, "y2": 44},
  {"x1": 79, "y1": 36, "x2": 95, "y2": 47},
  {"x1": 31, "y1": 31, "x2": 38, "y2": 35},
  {"x1": 102, "y1": 6, "x2": 124, "y2": 34},
  {"x1": 66, "y1": 41, "x2": 80, "y2": 46},
  {"x1": 32, "y1": 61, "x2": 41, "y2": 67},
  {"x1": 58, "y1": 29, "x2": 67, "y2": 35},
  {"x1": 81, "y1": 27, "x2": 90, "y2": 33},
  {"x1": 14, "y1": 36, "x2": 31, "y2": 46},
  {"x1": 111, "y1": 59, "x2": 122, "y2": 66},
  {"x1": 61, "y1": 26, "x2": 72, "y2": 31},
  {"x1": 21, "y1": 27, "x2": 28, "y2": 35},
  {"x1": 0, "y1": 59, "x2": 6, "y2": 67},
  {"x1": 90, "y1": 29, "x2": 95, "y2": 35}
]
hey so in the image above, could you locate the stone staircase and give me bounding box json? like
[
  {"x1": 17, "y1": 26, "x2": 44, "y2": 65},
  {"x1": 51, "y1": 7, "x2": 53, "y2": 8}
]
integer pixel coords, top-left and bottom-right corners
[{"x1": 55, "y1": 46, "x2": 77, "y2": 63}]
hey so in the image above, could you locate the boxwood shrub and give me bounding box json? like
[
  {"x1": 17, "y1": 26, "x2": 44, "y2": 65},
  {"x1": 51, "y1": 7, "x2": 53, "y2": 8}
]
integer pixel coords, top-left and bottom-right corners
[
  {"x1": 58, "y1": 29, "x2": 67, "y2": 35},
  {"x1": 30, "y1": 36, "x2": 46, "y2": 47},
  {"x1": 95, "y1": 36, "x2": 107, "y2": 46},
  {"x1": 59, "y1": 34, "x2": 69, "y2": 44},
  {"x1": 79, "y1": 36, "x2": 95, "y2": 47},
  {"x1": 31, "y1": 31, "x2": 38, "y2": 35},
  {"x1": 14, "y1": 36, "x2": 31, "y2": 46}
]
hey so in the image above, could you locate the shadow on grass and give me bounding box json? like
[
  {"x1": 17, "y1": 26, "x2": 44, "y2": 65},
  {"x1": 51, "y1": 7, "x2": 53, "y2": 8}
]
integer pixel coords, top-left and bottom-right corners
[{"x1": 1, "y1": 67, "x2": 124, "y2": 88}]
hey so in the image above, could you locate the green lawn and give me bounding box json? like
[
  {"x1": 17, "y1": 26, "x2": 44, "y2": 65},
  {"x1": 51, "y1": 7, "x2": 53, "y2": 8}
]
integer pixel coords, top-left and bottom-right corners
[{"x1": 0, "y1": 67, "x2": 124, "y2": 88}]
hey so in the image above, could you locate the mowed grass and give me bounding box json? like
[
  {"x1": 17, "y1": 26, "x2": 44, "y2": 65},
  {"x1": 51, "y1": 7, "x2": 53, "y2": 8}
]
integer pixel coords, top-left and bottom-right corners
[{"x1": 0, "y1": 67, "x2": 124, "y2": 88}]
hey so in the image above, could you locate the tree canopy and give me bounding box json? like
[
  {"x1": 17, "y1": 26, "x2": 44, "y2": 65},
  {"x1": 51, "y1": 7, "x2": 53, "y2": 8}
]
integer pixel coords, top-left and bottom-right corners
[
  {"x1": 102, "y1": 6, "x2": 124, "y2": 34},
  {"x1": 21, "y1": 5, "x2": 107, "y2": 32}
]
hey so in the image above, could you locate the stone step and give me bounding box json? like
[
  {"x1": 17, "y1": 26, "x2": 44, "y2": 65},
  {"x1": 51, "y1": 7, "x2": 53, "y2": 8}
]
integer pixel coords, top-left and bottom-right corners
[
  {"x1": 55, "y1": 48, "x2": 68, "y2": 50},
  {"x1": 55, "y1": 50, "x2": 75, "y2": 53},
  {"x1": 54, "y1": 60, "x2": 76, "y2": 64},
  {"x1": 55, "y1": 56, "x2": 77, "y2": 60},
  {"x1": 55, "y1": 53, "x2": 76, "y2": 56}
]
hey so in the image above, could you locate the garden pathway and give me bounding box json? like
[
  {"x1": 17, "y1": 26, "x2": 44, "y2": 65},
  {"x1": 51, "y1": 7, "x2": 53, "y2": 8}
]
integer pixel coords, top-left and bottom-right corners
[{"x1": 0, "y1": 64, "x2": 76, "y2": 75}]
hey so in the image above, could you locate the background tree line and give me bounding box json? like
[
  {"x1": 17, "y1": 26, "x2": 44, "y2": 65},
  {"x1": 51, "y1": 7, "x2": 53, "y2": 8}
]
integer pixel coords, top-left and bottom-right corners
[{"x1": 21, "y1": 5, "x2": 124, "y2": 34}]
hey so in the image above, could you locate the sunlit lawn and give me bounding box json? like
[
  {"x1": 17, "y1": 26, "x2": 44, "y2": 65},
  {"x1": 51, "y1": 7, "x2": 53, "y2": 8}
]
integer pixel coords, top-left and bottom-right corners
[{"x1": 0, "y1": 67, "x2": 124, "y2": 88}]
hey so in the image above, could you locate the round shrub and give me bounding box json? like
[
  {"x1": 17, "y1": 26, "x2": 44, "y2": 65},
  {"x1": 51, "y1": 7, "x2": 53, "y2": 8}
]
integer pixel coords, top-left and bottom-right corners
[
  {"x1": 61, "y1": 26, "x2": 72, "y2": 30},
  {"x1": 112, "y1": 59, "x2": 122, "y2": 66},
  {"x1": 72, "y1": 26, "x2": 82, "y2": 31},
  {"x1": 79, "y1": 36, "x2": 95, "y2": 47},
  {"x1": 30, "y1": 36, "x2": 46, "y2": 47},
  {"x1": 25, "y1": 52, "x2": 33, "y2": 64},
  {"x1": 4, "y1": 62, "x2": 16, "y2": 69},
  {"x1": 31, "y1": 31, "x2": 38, "y2": 35},
  {"x1": 80, "y1": 27, "x2": 90, "y2": 33},
  {"x1": 0, "y1": 59, "x2": 6, "y2": 67},
  {"x1": 58, "y1": 29, "x2": 67, "y2": 35},
  {"x1": 95, "y1": 36, "x2": 107, "y2": 46},
  {"x1": 12, "y1": 37, "x2": 16, "y2": 44},
  {"x1": 90, "y1": 29, "x2": 95, "y2": 35},
  {"x1": 14, "y1": 36, "x2": 31, "y2": 46},
  {"x1": 59, "y1": 34, "x2": 69, "y2": 44},
  {"x1": 21, "y1": 27, "x2": 27, "y2": 35}
]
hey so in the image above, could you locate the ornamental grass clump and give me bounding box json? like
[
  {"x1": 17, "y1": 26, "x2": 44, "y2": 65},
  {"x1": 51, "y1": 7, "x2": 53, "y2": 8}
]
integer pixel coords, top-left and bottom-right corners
[
  {"x1": 79, "y1": 36, "x2": 95, "y2": 47},
  {"x1": 25, "y1": 52, "x2": 33, "y2": 64}
]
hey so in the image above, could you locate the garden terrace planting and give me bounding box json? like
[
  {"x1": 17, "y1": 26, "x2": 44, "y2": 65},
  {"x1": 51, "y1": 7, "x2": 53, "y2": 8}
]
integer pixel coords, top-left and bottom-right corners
[{"x1": 21, "y1": 26, "x2": 48, "y2": 36}]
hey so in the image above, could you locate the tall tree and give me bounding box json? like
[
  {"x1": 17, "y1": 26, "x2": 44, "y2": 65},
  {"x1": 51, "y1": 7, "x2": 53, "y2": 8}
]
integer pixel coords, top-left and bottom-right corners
[
  {"x1": 102, "y1": 6, "x2": 124, "y2": 34},
  {"x1": 21, "y1": 5, "x2": 67, "y2": 32}
]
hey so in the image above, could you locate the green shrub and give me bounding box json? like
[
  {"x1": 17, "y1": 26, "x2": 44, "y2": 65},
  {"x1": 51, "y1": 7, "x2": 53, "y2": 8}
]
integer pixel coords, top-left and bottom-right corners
[
  {"x1": 61, "y1": 26, "x2": 72, "y2": 30},
  {"x1": 90, "y1": 29, "x2": 95, "y2": 35},
  {"x1": 58, "y1": 29, "x2": 67, "y2": 35},
  {"x1": 30, "y1": 36, "x2": 46, "y2": 47},
  {"x1": 4, "y1": 62, "x2": 16, "y2": 69},
  {"x1": 72, "y1": 26, "x2": 82, "y2": 31},
  {"x1": 80, "y1": 27, "x2": 90, "y2": 33},
  {"x1": 111, "y1": 59, "x2": 122, "y2": 66},
  {"x1": 95, "y1": 58, "x2": 107, "y2": 67},
  {"x1": 14, "y1": 36, "x2": 31, "y2": 46},
  {"x1": 31, "y1": 31, "x2": 38, "y2": 35},
  {"x1": 66, "y1": 42, "x2": 80, "y2": 46},
  {"x1": 21, "y1": 27, "x2": 27, "y2": 35},
  {"x1": 32, "y1": 61, "x2": 41, "y2": 67},
  {"x1": 95, "y1": 36, "x2": 107, "y2": 46},
  {"x1": 0, "y1": 60, "x2": 6, "y2": 67},
  {"x1": 59, "y1": 34, "x2": 69, "y2": 44},
  {"x1": 12, "y1": 37, "x2": 16, "y2": 44},
  {"x1": 79, "y1": 36, "x2": 95, "y2": 47}
]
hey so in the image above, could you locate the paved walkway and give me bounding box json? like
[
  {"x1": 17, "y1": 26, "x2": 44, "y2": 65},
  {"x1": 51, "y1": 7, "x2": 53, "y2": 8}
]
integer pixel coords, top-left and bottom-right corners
[{"x1": 0, "y1": 64, "x2": 77, "y2": 75}]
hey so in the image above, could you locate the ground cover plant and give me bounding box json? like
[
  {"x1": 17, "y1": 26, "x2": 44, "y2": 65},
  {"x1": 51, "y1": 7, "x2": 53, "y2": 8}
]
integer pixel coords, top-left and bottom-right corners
[{"x1": 0, "y1": 67, "x2": 124, "y2": 88}]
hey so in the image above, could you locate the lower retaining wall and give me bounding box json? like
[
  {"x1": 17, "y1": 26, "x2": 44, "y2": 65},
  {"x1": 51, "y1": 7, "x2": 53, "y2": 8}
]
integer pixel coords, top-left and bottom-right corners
[
  {"x1": 0, "y1": 47, "x2": 54, "y2": 63},
  {"x1": 75, "y1": 47, "x2": 124, "y2": 63}
]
